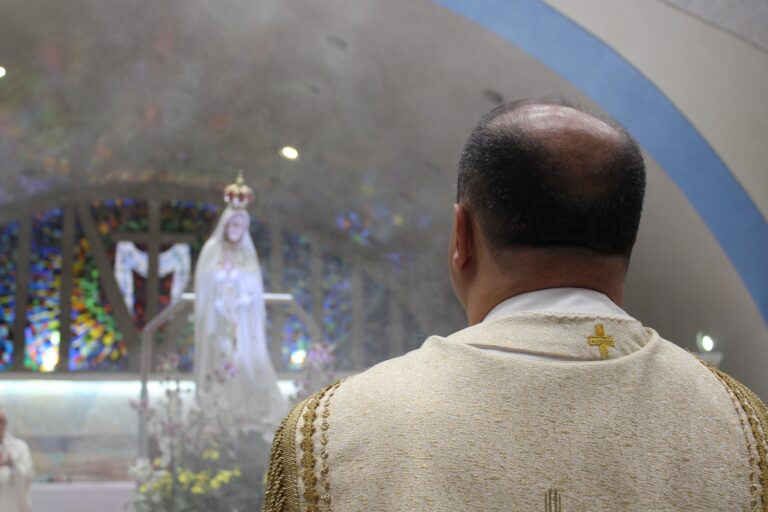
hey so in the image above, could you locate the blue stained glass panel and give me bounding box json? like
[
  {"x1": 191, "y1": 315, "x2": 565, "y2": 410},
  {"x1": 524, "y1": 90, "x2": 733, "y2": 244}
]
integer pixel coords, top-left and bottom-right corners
[
  {"x1": 25, "y1": 209, "x2": 63, "y2": 371},
  {"x1": 322, "y1": 252, "x2": 351, "y2": 370},
  {"x1": 363, "y1": 272, "x2": 390, "y2": 367},
  {"x1": 0, "y1": 223, "x2": 18, "y2": 369},
  {"x1": 282, "y1": 231, "x2": 312, "y2": 311},
  {"x1": 281, "y1": 231, "x2": 313, "y2": 371}
]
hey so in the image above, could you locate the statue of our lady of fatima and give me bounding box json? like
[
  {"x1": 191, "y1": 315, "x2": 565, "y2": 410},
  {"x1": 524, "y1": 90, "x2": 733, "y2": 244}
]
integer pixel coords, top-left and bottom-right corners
[{"x1": 193, "y1": 175, "x2": 287, "y2": 428}]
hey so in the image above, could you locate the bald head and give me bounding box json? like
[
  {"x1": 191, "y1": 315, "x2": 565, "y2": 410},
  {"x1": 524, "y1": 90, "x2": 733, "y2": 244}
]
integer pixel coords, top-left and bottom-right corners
[{"x1": 457, "y1": 99, "x2": 645, "y2": 257}]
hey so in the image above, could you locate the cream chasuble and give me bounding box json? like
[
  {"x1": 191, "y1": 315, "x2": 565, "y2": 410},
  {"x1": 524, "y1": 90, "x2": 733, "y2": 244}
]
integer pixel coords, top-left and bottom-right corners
[{"x1": 264, "y1": 308, "x2": 768, "y2": 511}]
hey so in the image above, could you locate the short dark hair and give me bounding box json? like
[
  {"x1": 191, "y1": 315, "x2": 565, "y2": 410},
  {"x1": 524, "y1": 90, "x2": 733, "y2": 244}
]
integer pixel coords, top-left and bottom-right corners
[{"x1": 457, "y1": 99, "x2": 645, "y2": 257}]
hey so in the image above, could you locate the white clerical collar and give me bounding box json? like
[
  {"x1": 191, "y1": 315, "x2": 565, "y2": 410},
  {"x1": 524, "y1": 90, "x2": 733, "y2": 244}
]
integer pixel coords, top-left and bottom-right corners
[
  {"x1": 482, "y1": 287, "x2": 630, "y2": 324},
  {"x1": 472, "y1": 289, "x2": 633, "y2": 361}
]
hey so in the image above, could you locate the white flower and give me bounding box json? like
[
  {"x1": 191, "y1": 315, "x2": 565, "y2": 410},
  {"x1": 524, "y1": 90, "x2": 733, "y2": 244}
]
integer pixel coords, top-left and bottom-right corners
[{"x1": 128, "y1": 458, "x2": 153, "y2": 481}]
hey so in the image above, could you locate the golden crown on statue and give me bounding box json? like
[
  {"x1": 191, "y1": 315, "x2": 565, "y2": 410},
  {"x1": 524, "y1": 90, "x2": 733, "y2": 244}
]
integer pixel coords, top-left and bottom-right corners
[{"x1": 224, "y1": 171, "x2": 254, "y2": 209}]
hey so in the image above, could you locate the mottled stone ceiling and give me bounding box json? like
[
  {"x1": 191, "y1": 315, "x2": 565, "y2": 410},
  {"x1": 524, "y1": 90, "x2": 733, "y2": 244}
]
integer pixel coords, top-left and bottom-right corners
[{"x1": 0, "y1": 0, "x2": 584, "y2": 262}]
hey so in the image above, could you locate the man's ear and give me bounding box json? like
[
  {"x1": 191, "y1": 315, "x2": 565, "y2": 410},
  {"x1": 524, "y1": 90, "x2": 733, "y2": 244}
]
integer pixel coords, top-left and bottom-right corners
[{"x1": 451, "y1": 203, "x2": 474, "y2": 272}]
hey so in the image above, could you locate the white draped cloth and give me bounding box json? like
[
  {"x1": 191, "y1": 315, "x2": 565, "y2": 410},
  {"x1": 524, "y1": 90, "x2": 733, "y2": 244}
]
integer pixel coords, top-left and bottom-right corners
[
  {"x1": 0, "y1": 433, "x2": 34, "y2": 512},
  {"x1": 114, "y1": 241, "x2": 191, "y2": 311},
  {"x1": 193, "y1": 207, "x2": 287, "y2": 427}
]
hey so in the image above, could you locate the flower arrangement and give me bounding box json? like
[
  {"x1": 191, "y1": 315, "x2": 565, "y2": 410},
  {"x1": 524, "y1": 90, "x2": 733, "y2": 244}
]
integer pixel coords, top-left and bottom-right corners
[{"x1": 130, "y1": 354, "x2": 271, "y2": 512}]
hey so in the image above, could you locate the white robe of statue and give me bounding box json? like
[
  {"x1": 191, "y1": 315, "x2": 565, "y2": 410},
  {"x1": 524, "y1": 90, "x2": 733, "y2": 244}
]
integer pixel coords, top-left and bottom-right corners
[
  {"x1": 194, "y1": 207, "x2": 287, "y2": 427},
  {"x1": 0, "y1": 433, "x2": 34, "y2": 512}
]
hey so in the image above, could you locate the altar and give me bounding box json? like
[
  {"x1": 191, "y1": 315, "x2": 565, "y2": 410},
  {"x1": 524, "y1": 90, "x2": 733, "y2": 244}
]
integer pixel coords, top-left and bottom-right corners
[
  {"x1": 30, "y1": 481, "x2": 134, "y2": 512},
  {"x1": 0, "y1": 375, "x2": 298, "y2": 483}
]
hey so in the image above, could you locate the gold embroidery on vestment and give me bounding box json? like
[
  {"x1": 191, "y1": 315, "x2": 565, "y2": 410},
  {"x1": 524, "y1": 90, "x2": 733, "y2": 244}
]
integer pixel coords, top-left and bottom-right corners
[
  {"x1": 587, "y1": 324, "x2": 615, "y2": 359},
  {"x1": 263, "y1": 397, "x2": 310, "y2": 512},
  {"x1": 298, "y1": 381, "x2": 344, "y2": 512},
  {"x1": 301, "y1": 395, "x2": 322, "y2": 511},
  {"x1": 319, "y1": 381, "x2": 342, "y2": 511},
  {"x1": 705, "y1": 363, "x2": 768, "y2": 511},
  {"x1": 545, "y1": 488, "x2": 563, "y2": 512}
]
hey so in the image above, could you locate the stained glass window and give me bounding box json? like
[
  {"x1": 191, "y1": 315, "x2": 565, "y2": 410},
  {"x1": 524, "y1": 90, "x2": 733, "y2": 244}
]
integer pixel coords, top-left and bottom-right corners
[
  {"x1": 160, "y1": 200, "x2": 218, "y2": 255},
  {"x1": 0, "y1": 222, "x2": 18, "y2": 369},
  {"x1": 25, "y1": 209, "x2": 63, "y2": 371},
  {"x1": 69, "y1": 221, "x2": 127, "y2": 370},
  {"x1": 363, "y1": 272, "x2": 390, "y2": 367},
  {"x1": 92, "y1": 199, "x2": 149, "y2": 237},
  {"x1": 322, "y1": 252, "x2": 352, "y2": 370},
  {"x1": 281, "y1": 231, "x2": 313, "y2": 371},
  {"x1": 0, "y1": 198, "x2": 420, "y2": 373}
]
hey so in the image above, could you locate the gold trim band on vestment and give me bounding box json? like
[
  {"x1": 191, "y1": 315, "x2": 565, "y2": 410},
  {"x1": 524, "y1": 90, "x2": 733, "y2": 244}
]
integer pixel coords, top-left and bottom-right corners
[
  {"x1": 300, "y1": 382, "x2": 342, "y2": 512},
  {"x1": 263, "y1": 397, "x2": 310, "y2": 512},
  {"x1": 705, "y1": 364, "x2": 768, "y2": 511}
]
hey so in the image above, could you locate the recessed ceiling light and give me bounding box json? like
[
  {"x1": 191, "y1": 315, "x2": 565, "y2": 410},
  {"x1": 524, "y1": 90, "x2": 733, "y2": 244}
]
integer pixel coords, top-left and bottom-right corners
[
  {"x1": 0, "y1": 67, "x2": 6, "y2": 79},
  {"x1": 697, "y1": 332, "x2": 716, "y2": 352},
  {"x1": 280, "y1": 146, "x2": 299, "y2": 160}
]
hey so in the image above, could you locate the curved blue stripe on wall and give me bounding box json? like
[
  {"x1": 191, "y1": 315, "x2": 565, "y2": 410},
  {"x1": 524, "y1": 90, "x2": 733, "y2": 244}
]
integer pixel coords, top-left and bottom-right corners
[{"x1": 433, "y1": 0, "x2": 768, "y2": 324}]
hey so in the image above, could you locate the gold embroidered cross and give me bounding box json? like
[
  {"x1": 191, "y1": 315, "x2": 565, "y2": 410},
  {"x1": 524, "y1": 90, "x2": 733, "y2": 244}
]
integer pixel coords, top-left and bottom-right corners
[
  {"x1": 587, "y1": 324, "x2": 614, "y2": 359},
  {"x1": 545, "y1": 489, "x2": 562, "y2": 512}
]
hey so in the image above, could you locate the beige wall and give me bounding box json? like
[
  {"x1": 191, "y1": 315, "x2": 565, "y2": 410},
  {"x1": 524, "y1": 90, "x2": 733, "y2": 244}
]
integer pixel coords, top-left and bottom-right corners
[{"x1": 544, "y1": 0, "x2": 768, "y2": 218}]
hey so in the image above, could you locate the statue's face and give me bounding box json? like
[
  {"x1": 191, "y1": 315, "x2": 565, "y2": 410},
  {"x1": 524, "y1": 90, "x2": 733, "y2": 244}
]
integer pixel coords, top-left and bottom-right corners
[{"x1": 225, "y1": 214, "x2": 248, "y2": 244}]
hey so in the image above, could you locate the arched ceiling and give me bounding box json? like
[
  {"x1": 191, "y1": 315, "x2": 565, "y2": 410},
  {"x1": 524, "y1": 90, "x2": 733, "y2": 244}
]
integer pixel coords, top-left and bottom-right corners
[
  {"x1": 662, "y1": 0, "x2": 768, "y2": 52},
  {"x1": 0, "y1": 0, "x2": 765, "y2": 394}
]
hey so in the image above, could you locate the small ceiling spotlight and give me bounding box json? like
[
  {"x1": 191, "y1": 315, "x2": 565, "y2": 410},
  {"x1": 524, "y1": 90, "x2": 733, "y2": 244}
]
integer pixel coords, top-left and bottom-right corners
[
  {"x1": 696, "y1": 332, "x2": 722, "y2": 367},
  {"x1": 697, "y1": 332, "x2": 715, "y2": 353},
  {"x1": 280, "y1": 146, "x2": 299, "y2": 160},
  {"x1": 0, "y1": 67, "x2": 6, "y2": 79}
]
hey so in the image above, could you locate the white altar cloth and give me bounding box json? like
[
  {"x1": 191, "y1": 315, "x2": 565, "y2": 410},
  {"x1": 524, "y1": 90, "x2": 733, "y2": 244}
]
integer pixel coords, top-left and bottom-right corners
[{"x1": 30, "y1": 481, "x2": 134, "y2": 512}]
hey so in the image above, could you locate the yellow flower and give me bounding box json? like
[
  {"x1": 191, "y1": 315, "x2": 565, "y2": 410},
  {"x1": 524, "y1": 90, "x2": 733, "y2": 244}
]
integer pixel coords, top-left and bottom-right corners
[
  {"x1": 233, "y1": 467, "x2": 241, "y2": 477},
  {"x1": 152, "y1": 457, "x2": 162, "y2": 468},
  {"x1": 178, "y1": 469, "x2": 194, "y2": 486},
  {"x1": 214, "y1": 471, "x2": 230, "y2": 485},
  {"x1": 191, "y1": 484, "x2": 205, "y2": 495},
  {"x1": 210, "y1": 480, "x2": 222, "y2": 490},
  {"x1": 152, "y1": 472, "x2": 174, "y2": 498},
  {"x1": 202, "y1": 449, "x2": 220, "y2": 461},
  {"x1": 138, "y1": 484, "x2": 148, "y2": 494}
]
